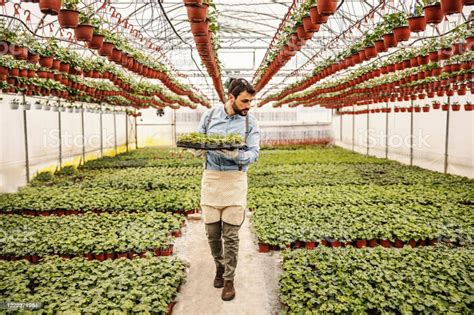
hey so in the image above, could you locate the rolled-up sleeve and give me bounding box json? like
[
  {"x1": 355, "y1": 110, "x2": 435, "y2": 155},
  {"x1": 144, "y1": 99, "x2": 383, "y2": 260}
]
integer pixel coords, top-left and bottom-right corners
[
  {"x1": 235, "y1": 117, "x2": 260, "y2": 165},
  {"x1": 197, "y1": 110, "x2": 209, "y2": 133}
]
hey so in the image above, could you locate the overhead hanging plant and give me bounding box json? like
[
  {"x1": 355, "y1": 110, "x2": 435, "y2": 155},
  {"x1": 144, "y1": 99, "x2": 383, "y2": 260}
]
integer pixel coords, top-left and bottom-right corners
[{"x1": 58, "y1": 0, "x2": 80, "y2": 29}]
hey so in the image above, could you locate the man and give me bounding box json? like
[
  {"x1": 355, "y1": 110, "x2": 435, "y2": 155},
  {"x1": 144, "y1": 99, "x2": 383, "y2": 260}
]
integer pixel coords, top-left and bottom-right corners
[{"x1": 197, "y1": 78, "x2": 259, "y2": 301}]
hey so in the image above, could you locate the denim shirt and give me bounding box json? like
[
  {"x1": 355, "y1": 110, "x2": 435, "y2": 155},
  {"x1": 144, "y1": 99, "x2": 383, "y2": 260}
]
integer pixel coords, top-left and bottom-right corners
[{"x1": 197, "y1": 105, "x2": 260, "y2": 172}]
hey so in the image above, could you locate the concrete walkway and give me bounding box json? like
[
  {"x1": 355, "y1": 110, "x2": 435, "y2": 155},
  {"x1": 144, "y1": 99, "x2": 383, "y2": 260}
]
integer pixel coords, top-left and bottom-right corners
[{"x1": 173, "y1": 215, "x2": 282, "y2": 315}]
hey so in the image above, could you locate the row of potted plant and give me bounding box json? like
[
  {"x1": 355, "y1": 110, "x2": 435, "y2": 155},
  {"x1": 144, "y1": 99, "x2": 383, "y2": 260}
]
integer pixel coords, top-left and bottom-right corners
[
  {"x1": 253, "y1": 0, "x2": 340, "y2": 91},
  {"x1": 0, "y1": 210, "x2": 183, "y2": 257},
  {"x1": 337, "y1": 101, "x2": 472, "y2": 115},
  {"x1": 0, "y1": 17, "x2": 210, "y2": 107},
  {"x1": 272, "y1": 44, "x2": 473, "y2": 108},
  {"x1": 185, "y1": 0, "x2": 225, "y2": 102},
  {"x1": 1, "y1": 255, "x2": 185, "y2": 313},
  {"x1": 259, "y1": 12, "x2": 473, "y2": 106},
  {"x1": 280, "y1": 246, "x2": 473, "y2": 314}
]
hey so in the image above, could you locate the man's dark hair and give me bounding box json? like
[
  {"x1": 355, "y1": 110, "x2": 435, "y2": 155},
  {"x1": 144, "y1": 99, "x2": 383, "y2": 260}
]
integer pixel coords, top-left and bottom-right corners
[{"x1": 226, "y1": 78, "x2": 256, "y2": 98}]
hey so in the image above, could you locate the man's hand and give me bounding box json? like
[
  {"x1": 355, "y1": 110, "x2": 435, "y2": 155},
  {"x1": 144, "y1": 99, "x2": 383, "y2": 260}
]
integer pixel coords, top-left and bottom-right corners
[
  {"x1": 214, "y1": 149, "x2": 240, "y2": 160},
  {"x1": 185, "y1": 149, "x2": 207, "y2": 158}
]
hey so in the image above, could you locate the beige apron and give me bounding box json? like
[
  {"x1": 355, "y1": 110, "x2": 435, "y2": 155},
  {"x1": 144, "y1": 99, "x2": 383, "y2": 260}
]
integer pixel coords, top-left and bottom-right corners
[{"x1": 200, "y1": 169, "x2": 248, "y2": 226}]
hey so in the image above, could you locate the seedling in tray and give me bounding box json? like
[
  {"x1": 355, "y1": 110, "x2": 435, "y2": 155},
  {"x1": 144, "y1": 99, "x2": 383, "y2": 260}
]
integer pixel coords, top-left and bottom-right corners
[{"x1": 177, "y1": 132, "x2": 246, "y2": 150}]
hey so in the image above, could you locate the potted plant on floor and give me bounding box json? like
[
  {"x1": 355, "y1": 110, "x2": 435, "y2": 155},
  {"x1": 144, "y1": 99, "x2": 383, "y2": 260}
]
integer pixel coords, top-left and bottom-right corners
[{"x1": 58, "y1": 0, "x2": 79, "y2": 28}]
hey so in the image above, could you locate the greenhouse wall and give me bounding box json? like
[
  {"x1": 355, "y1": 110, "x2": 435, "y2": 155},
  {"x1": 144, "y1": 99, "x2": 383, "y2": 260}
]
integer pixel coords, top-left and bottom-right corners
[
  {"x1": 332, "y1": 94, "x2": 473, "y2": 178},
  {"x1": 0, "y1": 94, "x2": 136, "y2": 192}
]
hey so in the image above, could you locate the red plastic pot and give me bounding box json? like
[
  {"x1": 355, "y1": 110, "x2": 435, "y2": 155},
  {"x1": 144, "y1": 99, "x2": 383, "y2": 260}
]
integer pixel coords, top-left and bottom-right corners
[
  {"x1": 74, "y1": 24, "x2": 94, "y2": 41},
  {"x1": 87, "y1": 34, "x2": 104, "y2": 50},
  {"x1": 365, "y1": 46, "x2": 377, "y2": 59},
  {"x1": 309, "y1": 6, "x2": 329, "y2": 24},
  {"x1": 58, "y1": 9, "x2": 79, "y2": 28},
  {"x1": 304, "y1": 241, "x2": 316, "y2": 249},
  {"x1": 329, "y1": 240, "x2": 341, "y2": 248},
  {"x1": 105, "y1": 253, "x2": 115, "y2": 260},
  {"x1": 95, "y1": 253, "x2": 105, "y2": 261},
  {"x1": 98, "y1": 42, "x2": 114, "y2": 56},
  {"x1": 442, "y1": 104, "x2": 450, "y2": 111},
  {"x1": 379, "y1": 240, "x2": 391, "y2": 248},
  {"x1": 302, "y1": 16, "x2": 320, "y2": 32},
  {"x1": 466, "y1": 0, "x2": 474, "y2": 5},
  {"x1": 407, "y1": 239, "x2": 417, "y2": 248},
  {"x1": 11, "y1": 46, "x2": 28, "y2": 60},
  {"x1": 424, "y1": 4, "x2": 444, "y2": 24},
  {"x1": 423, "y1": 106, "x2": 430, "y2": 112},
  {"x1": 374, "y1": 39, "x2": 387, "y2": 53},
  {"x1": 451, "y1": 104, "x2": 461, "y2": 111},
  {"x1": 258, "y1": 243, "x2": 270, "y2": 253},
  {"x1": 39, "y1": 0, "x2": 61, "y2": 15},
  {"x1": 440, "y1": 0, "x2": 463, "y2": 15},
  {"x1": 317, "y1": 0, "x2": 338, "y2": 16},
  {"x1": 393, "y1": 26, "x2": 410, "y2": 42},
  {"x1": 27, "y1": 52, "x2": 40, "y2": 63},
  {"x1": 408, "y1": 16, "x2": 427, "y2": 33},
  {"x1": 383, "y1": 33, "x2": 397, "y2": 48},
  {"x1": 433, "y1": 102, "x2": 441, "y2": 109},
  {"x1": 355, "y1": 240, "x2": 367, "y2": 248},
  {"x1": 190, "y1": 21, "x2": 208, "y2": 36},
  {"x1": 464, "y1": 103, "x2": 472, "y2": 111},
  {"x1": 185, "y1": 3, "x2": 208, "y2": 22}
]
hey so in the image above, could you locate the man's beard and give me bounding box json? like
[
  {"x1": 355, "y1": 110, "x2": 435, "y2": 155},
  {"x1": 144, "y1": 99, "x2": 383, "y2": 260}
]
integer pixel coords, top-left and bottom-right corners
[{"x1": 232, "y1": 101, "x2": 248, "y2": 116}]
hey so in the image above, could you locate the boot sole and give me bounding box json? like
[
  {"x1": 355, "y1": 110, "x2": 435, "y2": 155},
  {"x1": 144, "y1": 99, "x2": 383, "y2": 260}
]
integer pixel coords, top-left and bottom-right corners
[
  {"x1": 221, "y1": 294, "x2": 235, "y2": 301},
  {"x1": 214, "y1": 282, "x2": 224, "y2": 288}
]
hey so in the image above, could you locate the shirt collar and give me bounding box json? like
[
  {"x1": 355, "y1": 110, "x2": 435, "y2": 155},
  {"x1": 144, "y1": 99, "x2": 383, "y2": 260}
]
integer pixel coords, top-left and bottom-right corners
[{"x1": 221, "y1": 105, "x2": 242, "y2": 120}]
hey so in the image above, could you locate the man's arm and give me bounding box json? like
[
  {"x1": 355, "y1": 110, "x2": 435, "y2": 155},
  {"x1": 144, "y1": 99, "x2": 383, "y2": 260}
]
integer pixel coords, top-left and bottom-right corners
[
  {"x1": 234, "y1": 117, "x2": 260, "y2": 165},
  {"x1": 197, "y1": 110, "x2": 210, "y2": 133}
]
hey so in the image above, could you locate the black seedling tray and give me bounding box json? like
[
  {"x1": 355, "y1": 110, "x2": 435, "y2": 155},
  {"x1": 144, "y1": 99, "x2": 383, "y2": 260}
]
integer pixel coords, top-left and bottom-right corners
[{"x1": 177, "y1": 142, "x2": 246, "y2": 150}]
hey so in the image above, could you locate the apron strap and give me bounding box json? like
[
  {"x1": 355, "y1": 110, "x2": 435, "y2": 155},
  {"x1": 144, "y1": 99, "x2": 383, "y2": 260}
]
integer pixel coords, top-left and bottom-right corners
[
  {"x1": 204, "y1": 108, "x2": 216, "y2": 170},
  {"x1": 238, "y1": 115, "x2": 249, "y2": 171}
]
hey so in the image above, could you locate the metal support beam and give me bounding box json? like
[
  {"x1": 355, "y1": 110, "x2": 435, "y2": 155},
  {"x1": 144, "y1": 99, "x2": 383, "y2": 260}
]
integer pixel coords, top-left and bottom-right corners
[
  {"x1": 125, "y1": 113, "x2": 129, "y2": 153},
  {"x1": 410, "y1": 100, "x2": 414, "y2": 166},
  {"x1": 385, "y1": 102, "x2": 389, "y2": 159},
  {"x1": 58, "y1": 106, "x2": 62, "y2": 169},
  {"x1": 444, "y1": 96, "x2": 451, "y2": 174},
  {"x1": 81, "y1": 105, "x2": 85, "y2": 165},
  {"x1": 113, "y1": 111, "x2": 118, "y2": 155},
  {"x1": 22, "y1": 95, "x2": 30, "y2": 183},
  {"x1": 339, "y1": 111, "x2": 342, "y2": 142},
  {"x1": 99, "y1": 104, "x2": 103, "y2": 157},
  {"x1": 134, "y1": 109, "x2": 138, "y2": 150},
  {"x1": 366, "y1": 104, "x2": 370, "y2": 156},
  {"x1": 352, "y1": 104, "x2": 355, "y2": 152}
]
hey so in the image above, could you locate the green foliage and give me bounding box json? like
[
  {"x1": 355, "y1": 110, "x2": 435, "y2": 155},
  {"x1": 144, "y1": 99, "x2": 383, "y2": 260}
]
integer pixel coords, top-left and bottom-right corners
[
  {"x1": 0, "y1": 256, "x2": 185, "y2": 313},
  {"x1": 280, "y1": 247, "x2": 473, "y2": 314},
  {"x1": 0, "y1": 211, "x2": 182, "y2": 256},
  {"x1": 177, "y1": 132, "x2": 244, "y2": 146}
]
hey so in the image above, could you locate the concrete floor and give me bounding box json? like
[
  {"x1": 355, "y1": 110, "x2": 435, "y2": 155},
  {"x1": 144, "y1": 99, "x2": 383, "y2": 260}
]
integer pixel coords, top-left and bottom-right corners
[{"x1": 173, "y1": 215, "x2": 283, "y2": 315}]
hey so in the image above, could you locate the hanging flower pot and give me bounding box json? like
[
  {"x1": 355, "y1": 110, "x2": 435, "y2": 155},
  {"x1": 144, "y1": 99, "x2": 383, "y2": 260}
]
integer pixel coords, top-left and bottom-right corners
[
  {"x1": 87, "y1": 34, "x2": 104, "y2": 50},
  {"x1": 424, "y1": 4, "x2": 444, "y2": 24},
  {"x1": 436, "y1": 50, "x2": 450, "y2": 62},
  {"x1": 383, "y1": 33, "x2": 397, "y2": 48},
  {"x1": 11, "y1": 46, "x2": 28, "y2": 60},
  {"x1": 451, "y1": 103, "x2": 461, "y2": 111},
  {"x1": 393, "y1": 26, "x2": 410, "y2": 42},
  {"x1": 464, "y1": 102, "x2": 472, "y2": 111},
  {"x1": 111, "y1": 48, "x2": 122, "y2": 62},
  {"x1": 374, "y1": 39, "x2": 387, "y2": 53},
  {"x1": 27, "y1": 52, "x2": 40, "y2": 63},
  {"x1": 39, "y1": 0, "x2": 61, "y2": 15},
  {"x1": 466, "y1": 0, "x2": 474, "y2": 5},
  {"x1": 408, "y1": 16, "x2": 427, "y2": 33},
  {"x1": 452, "y1": 42, "x2": 466, "y2": 55},
  {"x1": 317, "y1": 0, "x2": 338, "y2": 16},
  {"x1": 302, "y1": 16, "x2": 320, "y2": 32},
  {"x1": 98, "y1": 42, "x2": 114, "y2": 56},
  {"x1": 59, "y1": 62, "x2": 70, "y2": 73},
  {"x1": 185, "y1": 3, "x2": 208, "y2": 22},
  {"x1": 58, "y1": 9, "x2": 79, "y2": 28},
  {"x1": 190, "y1": 21, "x2": 208, "y2": 36},
  {"x1": 74, "y1": 24, "x2": 94, "y2": 41},
  {"x1": 309, "y1": 6, "x2": 329, "y2": 24},
  {"x1": 440, "y1": 0, "x2": 463, "y2": 15},
  {"x1": 365, "y1": 46, "x2": 377, "y2": 59}
]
